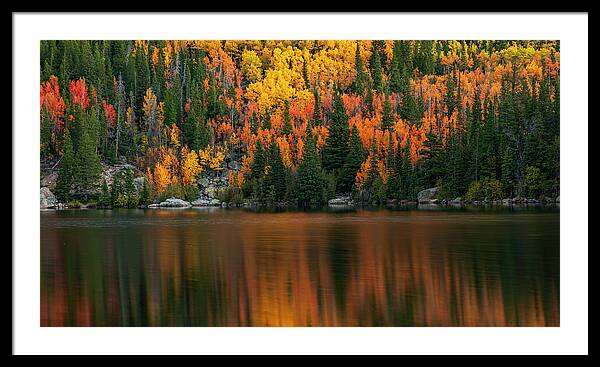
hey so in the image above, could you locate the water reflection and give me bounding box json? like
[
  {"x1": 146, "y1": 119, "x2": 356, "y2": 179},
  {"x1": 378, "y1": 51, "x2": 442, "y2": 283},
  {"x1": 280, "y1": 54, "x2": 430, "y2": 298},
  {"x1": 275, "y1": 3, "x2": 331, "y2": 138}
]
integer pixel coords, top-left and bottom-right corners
[{"x1": 41, "y1": 209, "x2": 559, "y2": 326}]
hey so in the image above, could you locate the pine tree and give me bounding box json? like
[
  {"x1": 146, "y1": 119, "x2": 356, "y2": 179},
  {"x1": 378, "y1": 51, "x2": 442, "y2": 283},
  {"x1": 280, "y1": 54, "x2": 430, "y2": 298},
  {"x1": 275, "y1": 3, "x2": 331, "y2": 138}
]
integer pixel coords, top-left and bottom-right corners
[
  {"x1": 322, "y1": 91, "x2": 349, "y2": 172},
  {"x1": 353, "y1": 42, "x2": 367, "y2": 95},
  {"x1": 297, "y1": 133, "x2": 323, "y2": 208},
  {"x1": 140, "y1": 178, "x2": 150, "y2": 206},
  {"x1": 124, "y1": 168, "x2": 139, "y2": 208},
  {"x1": 73, "y1": 123, "x2": 102, "y2": 201},
  {"x1": 339, "y1": 125, "x2": 364, "y2": 193},
  {"x1": 312, "y1": 89, "x2": 322, "y2": 126},
  {"x1": 270, "y1": 143, "x2": 287, "y2": 202},
  {"x1": 381, "y1": 92, "x2": 394, "y2": 130},
  {"x1": 55, "y1": 128, "x2": 75, "y2": 202},
  {"x1": 41, "y1": 110, "x2": 52, "y2": 157},
  {"x1": 251, "y1": 140, "x2": 265, "y2": 180},
  {"x1": 110, "y1": 171, "x2": 124, "y2": 207},
  {"x1": 98, "y1": 178, "x2": 111, "y2": 208},
  {"x1": 370, "y1": 44, "x2": 383, "y2": 93}
]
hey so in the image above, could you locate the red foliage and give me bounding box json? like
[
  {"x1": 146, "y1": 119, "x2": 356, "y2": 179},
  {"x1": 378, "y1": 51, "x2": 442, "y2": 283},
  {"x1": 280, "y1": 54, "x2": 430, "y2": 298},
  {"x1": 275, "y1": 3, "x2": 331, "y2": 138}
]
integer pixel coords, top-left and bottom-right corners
[
  {"x1": 40, "y1": 75, "x2": 66, "y2": 129},
  {"x1": 69, "y1": 78, "x2": 89, "y2": 110},
  {"x1": 103, "y1": 100, "x2": 116, "y2": 128}
]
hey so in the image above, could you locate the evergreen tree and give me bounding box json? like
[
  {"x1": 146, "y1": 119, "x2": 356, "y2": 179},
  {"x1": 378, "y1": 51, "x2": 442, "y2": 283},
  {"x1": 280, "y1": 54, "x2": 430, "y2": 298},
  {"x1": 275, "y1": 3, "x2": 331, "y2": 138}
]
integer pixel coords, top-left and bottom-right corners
[
  {"x1": 40, "y1": 110, "x2": 52, "y2": 157},
  {"x1": 270, "y1": 143, "x2": 287, "y2": 202},
  {"x1": 381, "y1": 92, "x2": 394, "y2": 130},
  {"x1": 338, "y1": 125, "x2": 364, "y2": 193},
  {"x1": 55, "y1": 129, "x2": 75, "y2": 202},
  {"x1": 353, "y1": 42, "x2": 367, "y2": 95},
  {"x1": 322, "y1": 91, "x2": 349, "y2": 172},
  {"x1": 124, "y1": 168, "x2": 139, "y2": 208},
  {"x1": 98, "y1": 178, "x2": 111, "y2": 208},
  {"x1": 297, "y1": 133, "x2": 323, "y2": 208},
  {"x1": 140, "y1": 178, "x2": 151, "y2": 206},
  {"x1": 251, "y1": 140, "x2": 266, "y2": 180},
  {"x1": 73, "y1": 123, "x2": 102, "y2": 201},
  {"x1": 370, "y1": 44, "x2": 383, "y2": 93}
]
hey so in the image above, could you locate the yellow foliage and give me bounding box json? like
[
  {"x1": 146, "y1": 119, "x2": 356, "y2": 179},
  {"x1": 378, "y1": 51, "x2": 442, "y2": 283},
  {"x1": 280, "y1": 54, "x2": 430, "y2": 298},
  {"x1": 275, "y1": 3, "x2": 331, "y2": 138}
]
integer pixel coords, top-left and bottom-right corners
[
  {"x1": 153, "y1": 162, "x2": 171, "y2": 194},
  {"x1": 170, "y1": 124, "x2": 180, "y2": 148},
  {"x1": 197, "y1": 145, "x2": 227, "y2": 172},
  {"x1": 210, "y1": 146, "x2": 226, "y2": 171},
  {"x1": 182, "y1": 149, "x2": 201, "y2": 186},
  {"x1": 241, "y1": 50, "x2": 263, "y2": 82}
]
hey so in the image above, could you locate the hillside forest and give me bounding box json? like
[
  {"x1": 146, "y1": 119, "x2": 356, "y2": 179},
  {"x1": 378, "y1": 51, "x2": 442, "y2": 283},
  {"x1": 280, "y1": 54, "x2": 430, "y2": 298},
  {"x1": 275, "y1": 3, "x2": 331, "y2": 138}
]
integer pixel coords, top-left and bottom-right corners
[{"x1": 40, "y1": 40, "x2": 560, "y2": 208}]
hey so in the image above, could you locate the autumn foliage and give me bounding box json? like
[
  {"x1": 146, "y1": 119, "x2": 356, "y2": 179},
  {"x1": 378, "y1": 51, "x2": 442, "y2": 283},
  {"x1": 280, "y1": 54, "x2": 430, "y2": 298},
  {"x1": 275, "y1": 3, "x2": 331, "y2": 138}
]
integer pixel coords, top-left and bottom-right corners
[{"x1": 41, "y1": 40, "x2": 560, "y2": 205}]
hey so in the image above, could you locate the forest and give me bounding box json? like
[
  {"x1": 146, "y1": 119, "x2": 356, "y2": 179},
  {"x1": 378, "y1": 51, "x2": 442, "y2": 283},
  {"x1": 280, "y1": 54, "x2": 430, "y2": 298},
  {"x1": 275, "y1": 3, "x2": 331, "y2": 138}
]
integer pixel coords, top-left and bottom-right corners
[{"x1": 40, "y1": 40, "x2": 560, "y2": 208}]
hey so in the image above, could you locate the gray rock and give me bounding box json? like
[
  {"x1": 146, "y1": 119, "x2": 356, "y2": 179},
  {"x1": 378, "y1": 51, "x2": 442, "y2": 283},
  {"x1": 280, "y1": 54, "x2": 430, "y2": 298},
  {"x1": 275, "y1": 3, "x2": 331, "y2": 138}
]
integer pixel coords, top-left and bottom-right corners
[
  {"x1": 328, "y1": 196, "x2": 353, "y2": 206},
  {"x1": 209, "y1": 198, "x2": 222, "y2": 206},
  {"x1": 152, "y1": 197, "x2": 191, "y2": 208},
  {"x1": 450, "y1": 197, "x2": 463, "y2": 204},
  {"x1": 191, "y1": 198, "x2": 210, "y2": 206},
  {"x1": 40, "y1": 187, "x2": 58, "y2": 209},
  {"x1": 133, "y1": 177, "x2": 145, "y2": 191},
  {"x1": 417, "y1": 187, "x2": 439, "y2": 203},
  {"x1": 40, "y1": 172, "x2": 58, "y2": 191},
  {"x1": 198, "y1": 178, "x2": 210, "y2": 188}
]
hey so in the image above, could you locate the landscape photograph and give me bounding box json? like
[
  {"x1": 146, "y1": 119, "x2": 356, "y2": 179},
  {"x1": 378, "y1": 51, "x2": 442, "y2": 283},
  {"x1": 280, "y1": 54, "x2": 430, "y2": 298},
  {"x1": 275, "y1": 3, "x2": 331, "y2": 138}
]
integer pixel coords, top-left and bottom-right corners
[{"x1": 38, "y1": 39, "x2": 561, "y2": 327}]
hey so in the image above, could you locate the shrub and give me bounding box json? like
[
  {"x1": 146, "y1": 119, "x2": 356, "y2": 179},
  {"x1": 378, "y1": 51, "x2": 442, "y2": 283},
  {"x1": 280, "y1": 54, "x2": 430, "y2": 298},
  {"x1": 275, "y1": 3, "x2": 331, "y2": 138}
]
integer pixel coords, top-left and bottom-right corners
[
  {"x1": 466, "y1": 180, "x2": 484, "y2": 202},
  {"x1": 483, "y1": 177, "x2": 503, "y2": 200}
]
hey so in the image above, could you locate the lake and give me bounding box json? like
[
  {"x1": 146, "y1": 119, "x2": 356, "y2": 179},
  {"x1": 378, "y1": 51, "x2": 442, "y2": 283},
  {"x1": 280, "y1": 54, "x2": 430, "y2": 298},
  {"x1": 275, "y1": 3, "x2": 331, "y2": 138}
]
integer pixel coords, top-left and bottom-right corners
[{"x1": 40, "y1": 207, "x2": 559, "y2": 326}]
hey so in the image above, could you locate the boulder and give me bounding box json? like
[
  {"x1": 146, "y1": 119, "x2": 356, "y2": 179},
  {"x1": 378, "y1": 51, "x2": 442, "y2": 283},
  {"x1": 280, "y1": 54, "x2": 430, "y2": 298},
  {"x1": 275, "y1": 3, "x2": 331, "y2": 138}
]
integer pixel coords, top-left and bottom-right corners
[
  {"x1": 417, "y1": 187, "x2": 439, "y2": 203},
  {"x1": 209, "y1": 198, "x2": 222, "y2": 206},
  {"x1": 328, "y1": 196, "x2": 353, "y2": 207},
  {"x1": 152, "y1": 197, "x2": 191, "y2": 208},
  {"x1": 450, "y1": 197, "x2": 463, "y2": 205},
  {"x1": 40, "y1": 172, "x2": 58, "y2": 191},
  {"x1": 133, "y1": 176, "x2": 145, "y2": 191},
  {"x1": 191, "y1": 198, "x2": 211, "y2": 206},
  {"x1": 40, "y1": 187, "x2": 58, "y2": 209}
]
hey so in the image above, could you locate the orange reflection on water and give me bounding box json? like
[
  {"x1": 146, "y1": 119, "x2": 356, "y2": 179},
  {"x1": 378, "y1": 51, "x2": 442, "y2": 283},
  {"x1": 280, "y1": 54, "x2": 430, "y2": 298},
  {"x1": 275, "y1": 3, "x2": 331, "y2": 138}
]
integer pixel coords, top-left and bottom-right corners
[{"x1": 41, "y1": 210, "x2": 559, "y2": 326}]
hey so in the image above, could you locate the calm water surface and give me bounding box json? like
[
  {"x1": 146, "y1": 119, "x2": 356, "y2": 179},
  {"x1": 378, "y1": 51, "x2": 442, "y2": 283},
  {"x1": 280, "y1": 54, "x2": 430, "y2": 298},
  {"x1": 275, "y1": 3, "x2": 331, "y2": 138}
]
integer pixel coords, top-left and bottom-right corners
[{"x1": 41, "y1": 207, "x2": 559, "y2": 326}]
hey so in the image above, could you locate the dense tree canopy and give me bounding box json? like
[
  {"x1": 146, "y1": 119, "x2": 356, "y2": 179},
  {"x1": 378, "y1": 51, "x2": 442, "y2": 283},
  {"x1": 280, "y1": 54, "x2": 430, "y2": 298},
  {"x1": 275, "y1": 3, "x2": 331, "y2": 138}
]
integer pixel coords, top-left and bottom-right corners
[{"x1": 41, "y1": 40, "x2": 560, "y2": 207}]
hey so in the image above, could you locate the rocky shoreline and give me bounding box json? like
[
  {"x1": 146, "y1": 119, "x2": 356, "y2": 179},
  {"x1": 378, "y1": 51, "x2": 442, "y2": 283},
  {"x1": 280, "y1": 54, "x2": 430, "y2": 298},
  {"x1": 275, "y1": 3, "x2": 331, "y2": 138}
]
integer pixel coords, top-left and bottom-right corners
[{"x1": 40, "y1": 163, "x2": 560, "y2": 210}]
